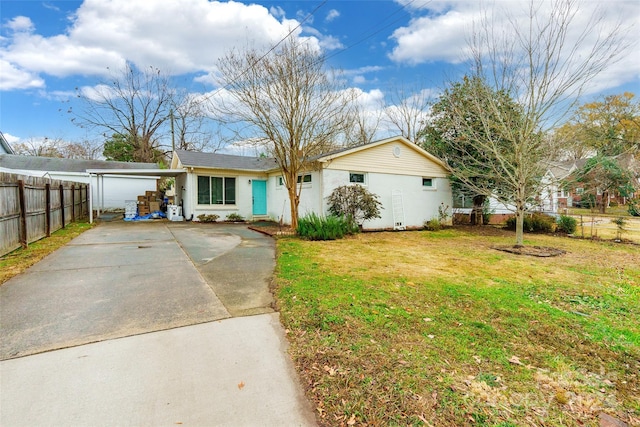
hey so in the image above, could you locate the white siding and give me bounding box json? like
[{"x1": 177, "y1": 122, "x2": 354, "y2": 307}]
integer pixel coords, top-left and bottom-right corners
[
  {"x1": 266, "y1": 171, "x2": 323, "y2": 225},
  {"x1": 321, "y1": 169, "x2": 452, "y2": 230},
  {"x1": 182, "y1": 168, "x2": 270, "y2": 221}
]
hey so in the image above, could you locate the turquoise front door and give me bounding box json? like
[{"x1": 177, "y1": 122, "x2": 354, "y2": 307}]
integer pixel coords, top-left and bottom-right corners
[{"x1": 252, "y1": 180, "x2": 267, "y2": 215}]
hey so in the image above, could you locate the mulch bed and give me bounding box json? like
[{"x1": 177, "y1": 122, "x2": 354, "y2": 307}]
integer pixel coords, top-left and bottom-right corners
[{"x1": 493, "y1": 245, "x2": 567, "y2": 257}]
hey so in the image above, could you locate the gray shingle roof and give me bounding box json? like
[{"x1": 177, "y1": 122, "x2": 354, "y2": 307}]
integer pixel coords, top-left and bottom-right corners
[
  {"x1": 174, "y1": 149, "x2": 278, "y2": 172},
  {"x1": 0, "y1": 154, "x2": 159, "y2": 173}
]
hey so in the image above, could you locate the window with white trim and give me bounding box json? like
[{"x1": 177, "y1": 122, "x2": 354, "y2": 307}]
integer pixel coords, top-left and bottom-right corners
[
  {"x1": 349, "y1": 172, "x2": 366, "y2": 184},
  {"x1": 297, "y1": 174, "x2": 312, "y2": 184},
  {"x1": 422, "y1": 177, "x2": 435, "y2": 189},
  {"x1": 198, "y1": 176, "x2": 236, "y2": 205}
]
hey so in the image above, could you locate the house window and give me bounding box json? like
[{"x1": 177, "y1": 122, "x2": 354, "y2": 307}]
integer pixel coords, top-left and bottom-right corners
[
  {"x1": 198, "y1": 176, "x2": 236, "y2": 205},
  {"x1": 277, "y1": 176, "x2": 284, "y2": 186},
  {"x1": 349, "y1": 172, "x2": 366, "y2": 184},
  {"x1": 297, "y1": 174, "x2": 312, "y2": 184},
  {"x1": 422, "y1": 177, "x2": 435, "y2": 189},
  {"x1": 575, "y1": 187, "x2": 584, "y2": 195}
]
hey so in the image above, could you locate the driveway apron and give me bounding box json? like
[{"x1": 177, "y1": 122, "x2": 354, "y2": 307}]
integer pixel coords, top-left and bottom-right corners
[{"x1": 0, "y1": 221, "x2": 316, "y2": 426}]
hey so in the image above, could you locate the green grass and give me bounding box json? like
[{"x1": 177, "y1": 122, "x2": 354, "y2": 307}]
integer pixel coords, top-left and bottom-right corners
[
  {"x1": 274, "y1": 227, "x2": 640, "y2": 426},
  {"x1": 1, "y1": 220, "x2": 94, "y2": 285}
]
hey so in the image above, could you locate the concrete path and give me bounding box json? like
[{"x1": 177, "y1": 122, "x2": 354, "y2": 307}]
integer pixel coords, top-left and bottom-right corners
[{"x1": 0, "y1": 221, "x2": 316, "y2": 426}]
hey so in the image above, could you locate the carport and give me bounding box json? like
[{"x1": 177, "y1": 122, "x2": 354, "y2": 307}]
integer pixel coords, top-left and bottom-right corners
[{"x1": 87, "y1": 168, "x2": 186, "y2": 223}]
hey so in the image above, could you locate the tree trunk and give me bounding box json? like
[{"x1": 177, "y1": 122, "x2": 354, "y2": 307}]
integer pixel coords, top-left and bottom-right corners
[
  {"x1": 470, "y1": 195, "x2": 486, "y2": 225},
  {"x1": 515, "y1": 206, "x2": 525, "y2": 247},
  {"x1": 600, "y1": 190, "x2": 608, "y2": 214},
  {"x1": 288, "y1": 186, "x2": 300, "y2": 230}
]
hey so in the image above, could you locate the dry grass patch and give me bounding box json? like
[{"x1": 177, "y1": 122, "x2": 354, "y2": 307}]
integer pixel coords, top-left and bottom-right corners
[{"x1": 275, "y1": 227, "x2": 639, "y2": 426}]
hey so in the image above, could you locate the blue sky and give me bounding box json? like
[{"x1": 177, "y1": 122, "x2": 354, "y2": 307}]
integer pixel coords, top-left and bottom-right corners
[{"x1": 1, "y1": 0, "x2": 639, "y2": 154}]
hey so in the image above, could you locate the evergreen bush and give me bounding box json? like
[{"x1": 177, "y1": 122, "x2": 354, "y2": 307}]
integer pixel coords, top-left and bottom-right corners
[
  {"x1": 296, "y1": 213, "x2": 359, "y2": 240},
  {"x1": 505, "y1": 213, "x2": 556, "y2": 232},
  {"x1": 556, "y1": 215, "x2": 577, "y2": 234},
  {"x1": 197, "y1": 214, "x2": 219, "y2": 223}
]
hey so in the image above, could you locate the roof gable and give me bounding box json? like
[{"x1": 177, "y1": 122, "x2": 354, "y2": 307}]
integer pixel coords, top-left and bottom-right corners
[
  {"x1": 0, "y1": 132, "x2": 14, "y2": 154},
  {"x1": 316, "y1": 136, "x2": 449, "y2": 177},
  {"x1": 316, "y1": 136, "x2": 447, "y2": 168}
]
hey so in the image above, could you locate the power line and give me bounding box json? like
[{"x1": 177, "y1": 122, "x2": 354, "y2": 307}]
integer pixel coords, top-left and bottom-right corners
[{"x1": 206, "y1": 0, "x2": 327, "y2": 101}]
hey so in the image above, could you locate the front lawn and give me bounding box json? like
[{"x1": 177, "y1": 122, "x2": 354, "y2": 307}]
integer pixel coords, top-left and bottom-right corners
[{"x1": 274, "y1": 227, "x2": 639, "y2": 426}]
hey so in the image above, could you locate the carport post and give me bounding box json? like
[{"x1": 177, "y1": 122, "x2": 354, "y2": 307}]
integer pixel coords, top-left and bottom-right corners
[
  {"x1": 100, "y1": 174, "x2": 104, "y2": 217},
  {"x1": 89, "y1": 173, "x2": 94, "y2": 223}
]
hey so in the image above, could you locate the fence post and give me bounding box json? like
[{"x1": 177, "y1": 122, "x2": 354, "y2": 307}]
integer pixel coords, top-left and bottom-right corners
[
  {"x1": 80, "y1": 184, "x2": 84, "y2": 219},
  {"x1": 18, "y1": 180, "x2": 27, "y2": 248},
  {"x1": 71, "y1": 184, "x2": 76, "y2": 222},
  {"x1": 46, "y1": 182, "x2": 51, "y2": 237},
  {"x1": 59, "y1": 184, "x2": 65, "y2": 229}
]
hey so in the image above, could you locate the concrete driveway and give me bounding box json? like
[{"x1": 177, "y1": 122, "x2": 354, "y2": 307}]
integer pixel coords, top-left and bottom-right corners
[{"x1": 0, "y1": 220, "x2": 315, "y2": 426}]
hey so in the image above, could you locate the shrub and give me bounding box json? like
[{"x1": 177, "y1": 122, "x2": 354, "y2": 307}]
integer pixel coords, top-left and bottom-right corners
[
  {"x1": 327, "y1": 185, "x2": 382, "y2": 228},
  {"x1": 197, "y1": 214, "x2": 219, "y2": 223},
  {"x1": 628, "y1": 199, "x2": 640, "y2": 217},
  {"x1": 225, "y1": 213, "x2": 245, "y2": 222},
  {"x1": 297, "y1": 213, "x2": 358, "y2": 240},
  {"x1": 423, "y1": 218, "x2": 442, "y2": 231},
  {"x1": 556, "y1": 215, "x2": 577, "y2": 234},
  {"x1": 612, "y1": 216, "x2": 627, "y2": 241},
  {"x1": 505, "y1": 213, "x2": 556, "y2": 232}
]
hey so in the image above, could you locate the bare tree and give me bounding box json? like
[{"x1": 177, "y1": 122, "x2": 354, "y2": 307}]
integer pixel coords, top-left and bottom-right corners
[
  {"x1": 60, "y1": 139, "x2": 103, "y2": 160},
  {"x1": 384, "y1": 82, "x2": 432, "y2": 143},
  {"x1": 435, "y1": 0, "x2": 628, "y2": 246},
  {"x1": 11, "y1": 137, "x2": 64, "y2": 157},
  {"x1": 214, "y1": 37, "x2": 355, "y2": 229},
  {"x1": 343, "y1": 97, "x2": 383, "y2": 147},
  {"x1": 170, "y1": 91, "x2": 220, "y2": 152},
  {"x1": 73, "y1": 63, "x2": 174, "y2": 163}
]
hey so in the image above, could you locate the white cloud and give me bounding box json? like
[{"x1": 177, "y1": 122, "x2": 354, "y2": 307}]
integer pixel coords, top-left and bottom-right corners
[
  {"x1": 353, "y1": 75, "x2": 366, "y2": 84},
  {"x1": 0, "y1": 59, "x2": 44, "y2": 90},
  {"x1": 325, "y1": 9, "x2": 340, "y2": 23},
  {"x1": 3, "y1": 132, "x2": 20, "y2": 144},
  {"x1": 5, "y1": 16, "x2": 35, "y2": 32},
  {"x1": 0, "y1": 0, "x2": 340, "y2": 90},
  {"x1": 389, "y1": 0, "x2": 640, "y2": 94}
]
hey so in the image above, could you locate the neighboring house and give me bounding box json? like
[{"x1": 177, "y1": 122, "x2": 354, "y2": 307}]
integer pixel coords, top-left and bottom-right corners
[
  {"x1": 0, "y1": 132, "x2": 15, "y2": 154},
  {"x1": 538, "y1": 159, "x2": 585, "y2": 212},
  {"x1": 540, "y1": 154, "x2": 639, "y2": 211},
  {"x1": 0, "y1": 154, "x2": 160, "y2": 209},
  {"x1": 170, "y1": 136, "x2": 453, "y2": 230}
]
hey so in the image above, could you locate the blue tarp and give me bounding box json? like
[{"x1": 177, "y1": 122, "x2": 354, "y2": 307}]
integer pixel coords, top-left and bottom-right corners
[{"x1": 124, "y1": 210, "x2": 167, "y2": 221}]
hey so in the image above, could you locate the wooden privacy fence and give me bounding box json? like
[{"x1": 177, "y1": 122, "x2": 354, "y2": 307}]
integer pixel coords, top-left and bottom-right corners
[{"x1": 0, "y1": 172, "x2": 89, "y2": 257}]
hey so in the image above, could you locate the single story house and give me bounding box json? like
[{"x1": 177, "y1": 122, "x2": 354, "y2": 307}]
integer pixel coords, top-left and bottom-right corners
[
  {"x1": 0, "y1": 154, "x2": 161, "y2": 210},
  {"x1": 170, "y1": 136, "x2": 453, "y2": 230}
]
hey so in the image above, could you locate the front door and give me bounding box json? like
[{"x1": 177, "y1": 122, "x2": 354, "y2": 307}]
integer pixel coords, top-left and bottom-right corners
[{"x1": 252, "y1": 180, "x2": 267, "y2": 215}]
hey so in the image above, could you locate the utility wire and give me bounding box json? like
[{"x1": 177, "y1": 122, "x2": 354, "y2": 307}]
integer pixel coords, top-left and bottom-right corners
[
  {"x1": 207, "y1": 0, "x2": 327, "y2": 101},
  {"x1": 322, "y1": 0, "x2": 424, "y2": 63}
]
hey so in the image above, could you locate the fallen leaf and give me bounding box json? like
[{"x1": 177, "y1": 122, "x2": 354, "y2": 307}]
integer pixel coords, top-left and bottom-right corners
[
  {"x1": 473, "y1": 355, "x2": 482, "y2": 364},
  {"x1": 427, "y1": 334, "x2": 435, "y2": 339},
  {"x1": 347, "y1": 414, "x2": 356, "y2": 425},
  {"x1": 237, "y1": 381, "x2": 245, "y2": 390},
  {"x1": 423, "y1": 318, "x2": 433, "y2": 322},
  {"x1": 509, "y1": 355, "x2": 524, "y2": 366}
]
